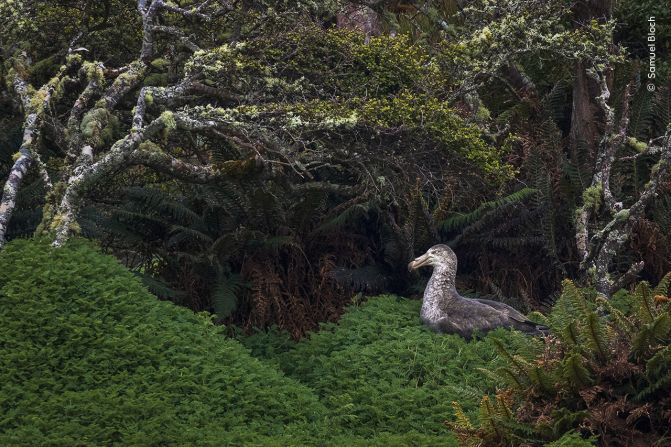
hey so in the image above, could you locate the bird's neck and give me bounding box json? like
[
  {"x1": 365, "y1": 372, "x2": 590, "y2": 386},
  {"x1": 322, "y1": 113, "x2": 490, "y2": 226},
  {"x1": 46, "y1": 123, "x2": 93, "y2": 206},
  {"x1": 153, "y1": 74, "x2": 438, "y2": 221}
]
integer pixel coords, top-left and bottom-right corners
[{"x1": 421, "y1": 265, "x2": 458, "y2": 319}]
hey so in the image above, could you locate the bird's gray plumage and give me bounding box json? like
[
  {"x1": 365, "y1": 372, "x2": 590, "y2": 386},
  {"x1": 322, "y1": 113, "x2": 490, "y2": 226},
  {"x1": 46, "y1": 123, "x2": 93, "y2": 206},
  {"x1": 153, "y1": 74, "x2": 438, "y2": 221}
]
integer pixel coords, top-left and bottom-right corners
[{"x1": 408, "y1": 244, "x2": 547, "y2": 339}]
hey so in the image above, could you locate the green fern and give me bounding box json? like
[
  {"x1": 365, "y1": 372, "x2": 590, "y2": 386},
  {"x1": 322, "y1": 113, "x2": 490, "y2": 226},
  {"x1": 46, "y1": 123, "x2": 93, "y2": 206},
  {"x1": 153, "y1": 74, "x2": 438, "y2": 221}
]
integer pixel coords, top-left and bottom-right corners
[
  {"x1": 212, "y1": 273, "x2": 245, "y2": 318},
  {"x1": 440, "y1": 187, "x2": 538, "y2": 233},
  {"x1": 583, "y1": 312, "x2": 610, "y2": 361},
  {"x1": 632, "y1": 313, "x2": 671, "y2": 357},
  {"x1": 562, "y1": 351, "x2": 593, "y2": 388},
  {"x1": 634, "y1": 281, "x2": 656, "y2": 324},
  {"x1": 459, "y1": 276, "x2": 671, "y2": 446},
  {"x1": 311, "y1": 201, "x2": 371, "y2": 234},
  {"x1": 653, "y1": 272, "x2": 671, "y2": 297}
]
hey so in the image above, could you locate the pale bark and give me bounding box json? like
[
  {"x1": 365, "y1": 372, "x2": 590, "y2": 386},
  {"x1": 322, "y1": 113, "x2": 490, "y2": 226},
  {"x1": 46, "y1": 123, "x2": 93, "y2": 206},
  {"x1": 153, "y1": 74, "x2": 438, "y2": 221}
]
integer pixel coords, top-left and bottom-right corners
[
  {"x1": 65, "y1": 74, "x2": 102, "y2": 163},
  {"x1": 569, "y1": 0, "x2": 613, "y2": 157},
  {"x1": 52, "y1": 114, "x2": 168, "y2": 246},
  {"x1": 580, "y1": 121, "x2": 671, "y2": 295},
  {"x1": 564, "y1": 0, "x2": 660, "y2": 295},
  {"x1": 0, "y1": 115, "x2": 38, "y2": 248},
  {"x1": 0, "y1": 72, "x2": 56, "y2": 247},
  {"x1": 0, "y1": 0, "x2": 239, "y2": 249}
]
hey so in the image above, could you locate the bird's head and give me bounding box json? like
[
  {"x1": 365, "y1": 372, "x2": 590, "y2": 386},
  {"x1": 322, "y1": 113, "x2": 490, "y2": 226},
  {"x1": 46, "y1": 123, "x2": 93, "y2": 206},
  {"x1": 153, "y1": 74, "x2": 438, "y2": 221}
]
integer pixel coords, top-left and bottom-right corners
[{"x1": 408, "y1": 244, "x2": 457, "y2": 272}]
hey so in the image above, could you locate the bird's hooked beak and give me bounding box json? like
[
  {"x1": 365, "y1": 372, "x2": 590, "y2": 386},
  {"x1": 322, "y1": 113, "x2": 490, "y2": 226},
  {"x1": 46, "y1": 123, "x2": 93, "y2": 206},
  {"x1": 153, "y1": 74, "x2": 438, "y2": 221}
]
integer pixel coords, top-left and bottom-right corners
[{"x1": 408, "y1": 252, "x2": 431, "y2": 271}]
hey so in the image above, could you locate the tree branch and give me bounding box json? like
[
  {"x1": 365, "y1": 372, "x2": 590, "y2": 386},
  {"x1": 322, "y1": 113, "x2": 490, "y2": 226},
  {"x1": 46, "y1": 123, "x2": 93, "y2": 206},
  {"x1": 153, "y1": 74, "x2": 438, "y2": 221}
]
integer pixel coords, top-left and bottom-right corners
[
  {"x1": 130, "y1": 150, "x2": 262, "y2": 183},
  {"x1": 151, "y1": 25, "x2": 201, "y2": 52},
  {"x1": 0, "y1": 115, "x2": 38, "y2": 248}
]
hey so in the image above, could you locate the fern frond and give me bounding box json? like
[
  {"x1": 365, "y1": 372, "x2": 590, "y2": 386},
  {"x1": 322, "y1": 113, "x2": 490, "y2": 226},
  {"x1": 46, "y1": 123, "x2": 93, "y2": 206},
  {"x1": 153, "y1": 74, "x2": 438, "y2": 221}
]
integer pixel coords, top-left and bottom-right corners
[
  {"x1": 527, "y1": 310, "x2": 549, "y2": 326},
  {"x1": 528, "y1": 366, "x2": 555, "y2": 394},
  {"x1": 543, "y1": 80, "x2": 571, "y2": 125},
  {"x1": 634, "y1": 281, "x2": 656, "y2": 323},
  {"x1": 630, "y1": 314, "x2": 670, "y2": 357},
  {"x1": 559, "y1": 320, "x2": 581, "y2": 347},
  {"x1": 646, "y1": 344, "x2": 671, "y2": 374},
  {"x1": 312, "y1": 202, "x2": 371, "y2": 234},
  {"x1": 479, "y1": 395, "x2": 504, "y2": 440},
  {"x1": 451, "y1": 401, "x2": 475, "y2": 431},
  {"x1": 561, "y1": 280, "x2": 592, "y2": 318},
  {"x1": 330, "y1": 265, "x2": 391, "y2": 293},
  {"x1": 167, "y1": 224, "x2": 214, "y2": 247},
  {"x1": 492, "y1": 338, "x2": 531, "y2": 377},
  {"x1": 212, "y1": 273, "x2": 244, "y2": 318},
  {"x1": 627, "y1": 84, "x2": 654, "y2": 139},
  {"x1": 562, "y1": 351, "x2": 593, "y2": 388},
  {"x1": 440, "y1": 188, "x2": 538, "y2": 232},
  {"x1": 133, "y1": 271, "x2": 184, "y2": 299},
  {"x1": 249, "y1": 235, "x2": 299, "y2": 253},
  {"x1": 488, "y1": 236, "x2": 545, "y2": 250},
  {"x1": 596, "y1": 296, "x2": 634, "y2": 335},
  {"x1": 636, "y1": 344, "x2": 671, "y2": 400},
  {"x1": 583, "y1": 312, "x2": 609, "y2": 361},
  {"x1": 496, "y1": 367, "x2": 525, "y2": 390},
  {"x1": 635, "y1": 369, "x2": 671, "y2": 402},
  {"x1": 125, "y1": 187, "x2": 201, "y2": 225},
  {"x1": 653, "y1": 272, "x2": 671, "y2": 298}
]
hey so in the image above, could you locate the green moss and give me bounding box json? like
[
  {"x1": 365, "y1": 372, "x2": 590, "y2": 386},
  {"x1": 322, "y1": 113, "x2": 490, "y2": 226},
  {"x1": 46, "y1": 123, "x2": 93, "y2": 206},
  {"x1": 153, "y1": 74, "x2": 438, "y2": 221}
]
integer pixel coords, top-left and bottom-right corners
[
  {"x1": 475, "y1": 104, "x2": 492, "y2": 121},
  {"x1": 264, "y1": 93, "x2": 513, "y2": 180},
  {"x1": 34, "y1": 204, "x2": 53, "y2": 236},
  {"x1": 176, "y1": 25, "x2": 516, "y2": 181},
  {"x1": 80, "y1": 107, "x2": 120, "y2": 148},
  {"x1": 143, "y1": 73, "x2": 168, "y2": 87},
  {"x1": 82, "y1": 61, "x2": 104, "y2": 83},
  {"x1": 185, "y1": 27, "x2": 438, "y2": 99},
  {"x1": 65, "y1": 53, "x2": 82, "y2": 65},
  {"x1": 614, "y1": 208, "x2": 629, "y2": 221},
  {"x1": 138, "y1": 141, "x2": 162, "y2": 152},
  {"x1": 150, "y1": 58, "x2": 170, "y2": 70},
  {"x1": 582, "y1": 184, "x2": 603, "y2": 210},
  {"x1": 627, "y1": 137, "x2": 647, "y2": 153},
  {"x1": 29, "y1": 88, "x2": 48, "y2": 111},
  {"x1": 160, "y1": 110, "x2": 176, "y2": 130}
]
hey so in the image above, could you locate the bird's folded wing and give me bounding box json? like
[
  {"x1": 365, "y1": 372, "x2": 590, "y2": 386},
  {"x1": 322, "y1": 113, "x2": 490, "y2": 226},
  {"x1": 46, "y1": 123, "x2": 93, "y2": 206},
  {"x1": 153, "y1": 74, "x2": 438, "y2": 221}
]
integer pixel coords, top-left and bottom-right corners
[{"x1": 472, "y1": 298, "x2": 529, "y2": 323}]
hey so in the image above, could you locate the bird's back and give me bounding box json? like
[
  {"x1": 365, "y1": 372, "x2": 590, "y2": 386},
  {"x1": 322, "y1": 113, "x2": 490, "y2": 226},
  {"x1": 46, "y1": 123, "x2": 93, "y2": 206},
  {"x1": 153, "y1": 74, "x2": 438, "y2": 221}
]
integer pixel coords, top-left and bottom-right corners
[{"x1": 426, "y1": 293, "x2": 547, "y2": 337}]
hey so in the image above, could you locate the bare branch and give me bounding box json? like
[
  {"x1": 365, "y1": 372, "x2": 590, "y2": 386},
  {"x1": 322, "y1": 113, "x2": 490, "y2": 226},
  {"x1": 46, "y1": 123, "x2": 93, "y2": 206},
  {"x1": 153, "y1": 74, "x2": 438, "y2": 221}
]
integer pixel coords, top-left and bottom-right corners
[
  {"x1": 574, "y1": 67, "x2": 655, "y2": 295},
  {"x1": 585, "y1": 68, "x2": 621, "y2": 212},
  {"x1": 99, "y1": 60, "x2": 148, "y2": 110},
  {"x1": 159, "y1": 0, "x2": 213, "y2": 20},
  {"x1": 151, "y1": 25, "x2": 201, "y2": 52},
  {"x1": 11, "y1": 72, "x2": 32, "y2": 111},
  {"x1": 130, "y1": 150, "x2": 262, "y2": 183},
  {"x1": 66, "y1": 72, "x2": 103, "y2": 162},
  {"x1": 585, "y1": 129, "x2": 671, "y2": 294},
  {"x1": 0, "y1": 115, "x2": 38, "y2": 248},
  {"x1": 52, "y1": 115, "x2": 170, "y2": 246},
  {"x1": 611, "y1": 261, "x2": 645, "y2": 293}
]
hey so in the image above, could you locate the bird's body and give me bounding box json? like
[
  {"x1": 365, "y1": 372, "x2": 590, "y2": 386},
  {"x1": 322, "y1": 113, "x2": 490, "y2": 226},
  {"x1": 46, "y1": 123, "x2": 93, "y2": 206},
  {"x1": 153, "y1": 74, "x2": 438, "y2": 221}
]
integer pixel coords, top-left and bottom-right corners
[{"x1": 409, "y1": 244, "x2": 547, "y2": 339}]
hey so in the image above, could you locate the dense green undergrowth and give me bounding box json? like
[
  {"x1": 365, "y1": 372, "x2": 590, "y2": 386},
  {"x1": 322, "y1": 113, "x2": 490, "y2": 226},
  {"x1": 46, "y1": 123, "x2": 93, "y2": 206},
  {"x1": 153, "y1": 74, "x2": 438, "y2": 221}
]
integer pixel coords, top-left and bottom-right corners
[
  {"x1": 239, "y1": 297, "x2": 533, "y2": 437},
  {"x1": 0, "y1": 239, "x2": 517, "y2": 445},
  {"x1": 0, "y1": 239, "x2": 327, "y2": 446},
  {"x1": 1, "y1": 238, "x2": 589, "y2": 446}
]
